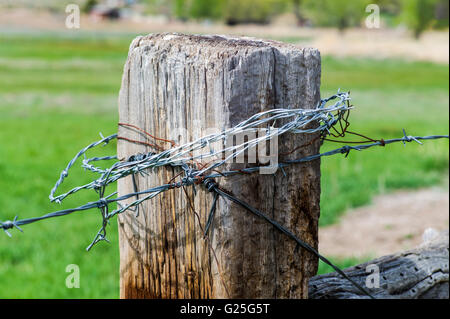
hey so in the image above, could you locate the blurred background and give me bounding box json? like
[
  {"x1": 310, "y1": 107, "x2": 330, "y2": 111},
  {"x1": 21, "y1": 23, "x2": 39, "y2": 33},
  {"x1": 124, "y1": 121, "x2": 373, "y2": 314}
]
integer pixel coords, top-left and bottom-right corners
[{"x1": 0, "y1": 0, "x2": 448, "y2": 298}]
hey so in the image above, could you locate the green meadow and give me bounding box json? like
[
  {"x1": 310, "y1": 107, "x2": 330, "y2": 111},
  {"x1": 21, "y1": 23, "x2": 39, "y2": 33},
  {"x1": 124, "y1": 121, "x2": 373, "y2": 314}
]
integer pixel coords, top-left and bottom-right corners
[{"x1": 0, "y1": 32, "x2": 448, "y2": 298}]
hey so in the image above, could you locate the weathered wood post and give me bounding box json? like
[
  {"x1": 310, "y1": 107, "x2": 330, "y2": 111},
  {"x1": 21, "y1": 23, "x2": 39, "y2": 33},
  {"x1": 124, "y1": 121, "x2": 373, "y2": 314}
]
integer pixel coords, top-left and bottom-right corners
[{"x1": 117, "y1": 33, "x2": 321, "y2": 298}]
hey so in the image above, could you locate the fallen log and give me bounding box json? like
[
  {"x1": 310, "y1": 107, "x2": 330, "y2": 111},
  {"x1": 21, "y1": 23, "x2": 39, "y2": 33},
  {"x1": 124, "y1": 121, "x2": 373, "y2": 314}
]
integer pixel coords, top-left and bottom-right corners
[{"x1": 309, "y1": 230, "x2": 449, "y2": 299}]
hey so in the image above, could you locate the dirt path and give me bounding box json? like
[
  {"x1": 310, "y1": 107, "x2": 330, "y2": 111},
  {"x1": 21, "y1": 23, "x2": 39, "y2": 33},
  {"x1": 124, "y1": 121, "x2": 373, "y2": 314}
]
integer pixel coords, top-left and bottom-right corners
[{"x1": 319, "y1": 183, "x2": 449, "y2": 259}]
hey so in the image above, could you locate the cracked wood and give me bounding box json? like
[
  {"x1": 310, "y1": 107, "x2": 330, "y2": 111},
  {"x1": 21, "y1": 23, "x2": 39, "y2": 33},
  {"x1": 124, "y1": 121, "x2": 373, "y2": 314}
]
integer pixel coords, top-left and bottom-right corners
[{"x1": 117, "y1": 33, "x2": 322, "y2": 298}]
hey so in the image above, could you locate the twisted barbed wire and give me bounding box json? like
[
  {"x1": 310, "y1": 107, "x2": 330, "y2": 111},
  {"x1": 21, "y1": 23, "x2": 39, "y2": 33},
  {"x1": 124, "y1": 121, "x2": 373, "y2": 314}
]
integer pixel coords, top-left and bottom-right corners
[
  {"x1": 1, "y1": 91, "x2": 448, "y2": 298},
  {"x1": 47, "y1": 92, "x2": 352, "y2": 204},
  {"x1": 2, "y1": 131, "x2": 446, "y2": 241}
]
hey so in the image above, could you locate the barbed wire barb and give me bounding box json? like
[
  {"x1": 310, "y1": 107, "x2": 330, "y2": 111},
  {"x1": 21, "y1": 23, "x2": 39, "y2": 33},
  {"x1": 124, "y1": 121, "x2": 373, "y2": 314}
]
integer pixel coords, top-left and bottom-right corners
[{"x1": 0, "y1": 91, "x2": 448, "y2": 299}]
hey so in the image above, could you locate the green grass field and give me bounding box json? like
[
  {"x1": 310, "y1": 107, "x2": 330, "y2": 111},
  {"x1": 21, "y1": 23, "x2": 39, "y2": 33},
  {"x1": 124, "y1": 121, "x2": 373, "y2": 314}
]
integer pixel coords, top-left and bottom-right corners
[{"x1": 0, "y1": 32, "x2": 448, "y2": 298}]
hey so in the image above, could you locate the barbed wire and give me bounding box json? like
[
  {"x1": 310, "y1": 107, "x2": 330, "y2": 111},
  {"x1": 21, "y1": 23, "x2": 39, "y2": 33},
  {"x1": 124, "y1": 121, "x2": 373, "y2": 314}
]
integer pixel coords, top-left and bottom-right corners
[
  {"x1": 48, "y1": 92, "x2": 352, "y2": 204},
  {"x1": 1, "y1": 91, "x2": 448, "y2": 298},
  {"x1": 2, "y1": 131, "x2": 446, "y2": 241}
]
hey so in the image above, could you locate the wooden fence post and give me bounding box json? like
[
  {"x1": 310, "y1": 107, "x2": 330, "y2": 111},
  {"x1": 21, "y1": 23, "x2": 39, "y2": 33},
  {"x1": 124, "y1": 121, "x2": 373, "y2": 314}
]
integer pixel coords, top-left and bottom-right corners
[{"x1": 117, "y1": 33, "x2": 322, "y2": 298}]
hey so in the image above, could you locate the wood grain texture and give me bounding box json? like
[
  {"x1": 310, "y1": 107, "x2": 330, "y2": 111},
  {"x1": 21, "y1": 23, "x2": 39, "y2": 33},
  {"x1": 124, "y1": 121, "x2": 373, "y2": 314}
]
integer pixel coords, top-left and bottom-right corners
[
  {"x1": 117, "y1": 33, "x2": 321, "y2": 298},
  {"x1": 309, "y1": 231, "x2": 449, "y2": 299}
]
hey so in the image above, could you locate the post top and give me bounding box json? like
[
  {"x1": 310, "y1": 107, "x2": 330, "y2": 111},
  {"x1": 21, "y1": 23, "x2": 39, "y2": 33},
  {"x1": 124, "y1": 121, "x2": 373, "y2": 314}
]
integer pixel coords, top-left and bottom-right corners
[{"x1": 129, "y1": 32, "x2": 319, "y2": 56}]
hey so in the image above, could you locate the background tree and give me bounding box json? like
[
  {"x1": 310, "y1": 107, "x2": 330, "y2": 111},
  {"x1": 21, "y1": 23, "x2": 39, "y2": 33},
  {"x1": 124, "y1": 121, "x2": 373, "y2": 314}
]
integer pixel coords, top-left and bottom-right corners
[
  {"x1": 189, "y1": 0, "x2": 223, "y2": 20},
  {"x1": 173, "y1": 0, "x2": 188, "y2": 21},
  {"x1": 292, "y1": 0, "x2": 307, "y2": 26},
  {"x1": 143, "y1": 0, "x2": 175, "y2": 20},
  {"x1": 302, "y1": 0, "x2": 372, "y2": 31},
  {"x1": 82, "y1": 0, "x2": 98, "y2": 13},
  {"x1": 434, "y1": 0, "x2": 450, "y2": 28},
  {"x1": 221, "y1": 0, "x2": 287, "y2": 25},
  {"x1": 399, "y1": 0, "x2": 449, "y2": 38}
]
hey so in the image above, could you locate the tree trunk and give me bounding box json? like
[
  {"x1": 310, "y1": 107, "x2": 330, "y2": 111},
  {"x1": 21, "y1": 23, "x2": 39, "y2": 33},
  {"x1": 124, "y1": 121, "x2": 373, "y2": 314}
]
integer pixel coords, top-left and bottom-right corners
[
  {"x1": 292, "y1": 0, "x2": 306, "y2": 26},
  {"x1": 309, "y1": 231, "x2": 449, "y2": 299},
  {"x1": 117, "y1": 33, "x2": 322, "y2": 298}
]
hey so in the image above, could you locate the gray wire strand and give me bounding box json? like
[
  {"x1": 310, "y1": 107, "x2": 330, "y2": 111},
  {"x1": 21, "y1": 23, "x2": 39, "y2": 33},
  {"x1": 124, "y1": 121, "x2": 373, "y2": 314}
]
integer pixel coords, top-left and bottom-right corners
[
  {"x1": 48, "y1": 92, "x2": 353, "y2": 203},
  {"x1": 1, "y1": 131, "x2": 447, "y2": 243},
  {"x1": 211, "y1": 184, "x2": 375, "y2": 298},
  {"x1": 0, "y1": 91, "x2": 447, "y2": 297}
]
